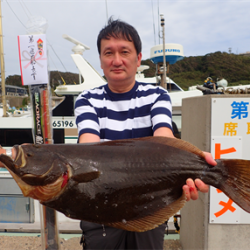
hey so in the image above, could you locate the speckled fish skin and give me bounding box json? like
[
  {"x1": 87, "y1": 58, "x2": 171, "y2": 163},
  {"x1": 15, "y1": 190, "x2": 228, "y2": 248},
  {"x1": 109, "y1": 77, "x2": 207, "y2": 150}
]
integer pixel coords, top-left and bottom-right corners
[{"x1": 1, "y1": 136, "x2": 250, "y2": 232}]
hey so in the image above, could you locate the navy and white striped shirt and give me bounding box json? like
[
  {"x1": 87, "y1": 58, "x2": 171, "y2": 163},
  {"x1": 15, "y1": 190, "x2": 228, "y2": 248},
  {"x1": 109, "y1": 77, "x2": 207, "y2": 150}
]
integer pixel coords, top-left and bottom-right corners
[{"x1": 75, "y1": 81, "x2": 172, "y2": 141}]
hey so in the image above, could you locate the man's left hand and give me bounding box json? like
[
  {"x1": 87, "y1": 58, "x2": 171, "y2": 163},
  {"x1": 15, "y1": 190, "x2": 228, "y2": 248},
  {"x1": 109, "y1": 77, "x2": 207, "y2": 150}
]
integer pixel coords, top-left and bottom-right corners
[{"x1": 183, "y1": 152, "x2": 217, "y2": 201}]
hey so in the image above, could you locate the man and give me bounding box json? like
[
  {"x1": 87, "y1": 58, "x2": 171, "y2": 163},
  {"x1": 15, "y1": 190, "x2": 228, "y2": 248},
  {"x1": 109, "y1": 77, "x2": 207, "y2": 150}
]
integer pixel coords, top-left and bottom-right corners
[{"x1": 75, "y1": 18, "x2": 216, "y2": 249}]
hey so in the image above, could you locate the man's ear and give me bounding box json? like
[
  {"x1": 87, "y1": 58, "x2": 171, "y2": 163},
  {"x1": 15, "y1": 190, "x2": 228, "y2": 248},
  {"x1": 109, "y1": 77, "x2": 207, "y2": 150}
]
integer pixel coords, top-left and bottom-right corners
[{"x1": 137, "y1": 52, "x2": 142, "y2": 67}]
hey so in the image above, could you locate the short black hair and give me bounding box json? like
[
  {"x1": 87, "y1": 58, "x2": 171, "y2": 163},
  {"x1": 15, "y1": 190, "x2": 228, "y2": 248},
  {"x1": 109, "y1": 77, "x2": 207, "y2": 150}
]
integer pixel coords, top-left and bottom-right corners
[{"x1": 97, "y1": 17, "x2": 142, "y2": 55}]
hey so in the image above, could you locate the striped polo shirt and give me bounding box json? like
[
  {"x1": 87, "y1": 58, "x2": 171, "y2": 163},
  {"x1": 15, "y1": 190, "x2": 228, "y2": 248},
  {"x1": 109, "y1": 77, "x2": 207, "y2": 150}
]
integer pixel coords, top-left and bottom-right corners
[{"x1": 75, "y1": 81, "x2": 172, "y2": 141}]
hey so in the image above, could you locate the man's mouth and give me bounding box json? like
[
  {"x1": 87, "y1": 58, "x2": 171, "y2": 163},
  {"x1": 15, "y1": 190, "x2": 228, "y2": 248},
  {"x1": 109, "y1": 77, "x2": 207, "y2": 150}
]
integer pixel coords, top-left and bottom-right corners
[{"x1": 111, "y1": 69, "x2": 124, "y2": 73}]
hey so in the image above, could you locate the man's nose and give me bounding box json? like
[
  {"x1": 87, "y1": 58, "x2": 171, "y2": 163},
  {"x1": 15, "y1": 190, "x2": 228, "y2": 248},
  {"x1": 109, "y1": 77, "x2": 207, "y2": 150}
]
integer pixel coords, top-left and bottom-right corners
[{"x1": 112, "y1": 53, "x2": 122, "y2": 66}]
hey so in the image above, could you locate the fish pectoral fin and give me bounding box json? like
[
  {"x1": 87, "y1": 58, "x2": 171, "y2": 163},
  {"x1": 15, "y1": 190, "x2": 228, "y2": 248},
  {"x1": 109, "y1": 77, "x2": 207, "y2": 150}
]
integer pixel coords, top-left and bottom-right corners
[
  {"x1": 106, "y1": 191, "x2": 186, "y2": 232},
  {"x1": 55, "y1": 154, "x2": 100, "y2": 183},
  {"x1": 71, "y1": 168, "x2": 100, "y2": 183}
]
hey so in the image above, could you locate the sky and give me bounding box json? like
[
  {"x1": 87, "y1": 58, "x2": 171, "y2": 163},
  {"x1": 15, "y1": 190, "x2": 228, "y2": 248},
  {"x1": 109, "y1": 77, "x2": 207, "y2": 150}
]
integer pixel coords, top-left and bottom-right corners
[{"x1": 1, "y1": 0, "x2": 250, "y2": 79}]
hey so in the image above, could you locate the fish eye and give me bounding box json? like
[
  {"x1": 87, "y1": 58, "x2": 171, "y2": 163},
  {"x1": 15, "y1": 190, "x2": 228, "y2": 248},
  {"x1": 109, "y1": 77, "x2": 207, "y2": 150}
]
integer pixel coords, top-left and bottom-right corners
[{"x1": 26, "y1": 153, "x2": 33, "y2": 157}]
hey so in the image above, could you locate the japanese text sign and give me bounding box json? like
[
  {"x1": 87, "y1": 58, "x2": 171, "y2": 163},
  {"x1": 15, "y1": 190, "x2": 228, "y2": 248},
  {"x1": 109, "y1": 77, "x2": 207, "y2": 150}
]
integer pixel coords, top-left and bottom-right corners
[
  {"x1": 18, "y1": 34, "x2": 48, "y2": 85},
  {"x1": 210, "y1": 97, "x2": 250, "y2": 224}
]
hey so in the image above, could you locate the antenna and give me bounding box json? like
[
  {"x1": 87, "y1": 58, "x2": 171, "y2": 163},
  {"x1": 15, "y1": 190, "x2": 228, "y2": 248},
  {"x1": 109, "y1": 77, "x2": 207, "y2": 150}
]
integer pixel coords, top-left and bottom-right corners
[
  {"x1": 160, "y1": 14, "x2": 167, "y2": 90},
  {"x1": 62, "y1": 34, "x2": 90, "y2": 55},
  {"x1": 105, "y1": 0, "x2": 109, "y2": 23}
]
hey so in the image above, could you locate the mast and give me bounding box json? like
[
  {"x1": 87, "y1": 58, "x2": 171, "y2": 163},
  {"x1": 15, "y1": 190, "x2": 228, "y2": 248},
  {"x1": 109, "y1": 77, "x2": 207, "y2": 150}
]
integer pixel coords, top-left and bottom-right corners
[
  {"x1": 0, "y1": 0, "x2": 7, "y2": 117},
  {"x1": 160, "y1": 14, "x2": 167, "y2": 89},
  {"x1": 105, "y1": 0, "x2": 109, "y2": 23}
]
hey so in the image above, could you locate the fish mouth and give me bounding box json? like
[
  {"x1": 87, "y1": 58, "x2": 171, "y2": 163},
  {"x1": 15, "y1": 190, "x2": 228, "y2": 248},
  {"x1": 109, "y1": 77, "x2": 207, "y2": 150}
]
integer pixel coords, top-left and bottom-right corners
[
  {"x1": 7, "y1": 163, "x2": 72, "y2": 202},
  {"x1": 0, "y1": 145, "x2": 73, "y2": 202},
  {"x1": 14, "y1": 145, "x2": 27, "y2": 168},
  {"x1": 14, "y1": 145, "x2": 69, "y2": 186}
]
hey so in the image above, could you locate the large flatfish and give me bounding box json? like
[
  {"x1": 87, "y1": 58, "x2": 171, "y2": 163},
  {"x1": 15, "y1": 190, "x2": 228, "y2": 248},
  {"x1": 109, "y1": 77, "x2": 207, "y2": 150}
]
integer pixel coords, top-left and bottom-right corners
[{"x1": 1, "y1": 136, "x2": 250, "y2": 232}]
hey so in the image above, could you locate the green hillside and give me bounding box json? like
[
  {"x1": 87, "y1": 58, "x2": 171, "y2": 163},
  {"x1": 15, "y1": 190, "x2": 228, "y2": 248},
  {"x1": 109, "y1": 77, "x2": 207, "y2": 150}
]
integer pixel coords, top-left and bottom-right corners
[
  {"x1": 141, "y1": 51, "x2": 250, "y2": 90},
  {"x1": 4, "y1": 51, "x2": 250, "y2": 92},
  {"x1": 4, "y1": 71, "x2": 82, "y2": 95},
  {"x1": 5, "y1": 71, "x2": 81, "y2": 89}
]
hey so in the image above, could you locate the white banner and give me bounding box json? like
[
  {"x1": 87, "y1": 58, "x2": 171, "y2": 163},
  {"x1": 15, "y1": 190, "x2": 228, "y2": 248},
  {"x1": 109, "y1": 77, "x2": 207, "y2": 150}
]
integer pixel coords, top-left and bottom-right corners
[
  {"x1": 18, "y1": 34, "x2": 48, "y2": 85},
  {"x1": 210, "y1": 97, "x2": 250, "y2": 224}
]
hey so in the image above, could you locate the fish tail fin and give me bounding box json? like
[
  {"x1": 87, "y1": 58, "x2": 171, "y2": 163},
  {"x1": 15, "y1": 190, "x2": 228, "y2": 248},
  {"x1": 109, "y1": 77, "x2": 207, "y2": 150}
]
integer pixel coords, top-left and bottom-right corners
[{"x1": 218, "y1": 159, "x2": 250, "y2": 213}]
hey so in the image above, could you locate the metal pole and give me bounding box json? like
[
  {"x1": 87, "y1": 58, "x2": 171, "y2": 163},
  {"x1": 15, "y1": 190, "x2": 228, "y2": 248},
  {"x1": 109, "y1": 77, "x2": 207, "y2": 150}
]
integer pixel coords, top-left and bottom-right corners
[
  {"x1": 0, "y1": 1, "x2": 7, "y2": 117},
  {"x1": 29, "y1": 83, "x2": 60, "y2": 250},
  {"x1": 160, "y1": 14, "x2": 167, "y2": 89}
]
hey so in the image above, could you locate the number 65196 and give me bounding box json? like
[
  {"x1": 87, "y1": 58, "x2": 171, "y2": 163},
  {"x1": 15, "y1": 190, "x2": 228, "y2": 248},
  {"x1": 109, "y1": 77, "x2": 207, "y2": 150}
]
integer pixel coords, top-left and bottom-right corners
[{"x1": 52, "y1": 120, "x2": 74, "y2": 128}]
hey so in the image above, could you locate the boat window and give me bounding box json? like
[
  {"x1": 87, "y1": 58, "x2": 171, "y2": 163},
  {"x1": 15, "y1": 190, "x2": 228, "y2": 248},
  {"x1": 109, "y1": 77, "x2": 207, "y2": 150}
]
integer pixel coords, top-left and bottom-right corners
[
  {"x1": 53, "y1": 129, "x2": 65, "y2": 144},
  {"x1": 0, "y1": 129, "x2": 33, "y2": 147},
  {"x1": 166, "y1": 83, "x2": 182, "y2": 91},
  {"x1": 0, "y1": 129, "x2": 65, "y2": 146},
  {"x1": 53, "y1": 95, "x2": 74, "y2": 116}
]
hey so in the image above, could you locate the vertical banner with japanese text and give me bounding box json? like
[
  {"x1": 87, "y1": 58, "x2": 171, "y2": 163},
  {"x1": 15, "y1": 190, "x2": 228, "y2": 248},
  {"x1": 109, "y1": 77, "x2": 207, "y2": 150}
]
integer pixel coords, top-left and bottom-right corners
[
  {"x1": 18, "y1": 34, "x2": 48, "y2": 86},
  {"x1": 210, "y1": 97, "x2": 250, "y2": 224}
]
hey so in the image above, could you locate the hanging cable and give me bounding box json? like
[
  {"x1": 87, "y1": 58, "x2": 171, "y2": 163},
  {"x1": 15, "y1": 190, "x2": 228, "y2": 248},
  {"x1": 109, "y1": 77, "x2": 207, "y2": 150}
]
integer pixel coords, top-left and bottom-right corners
[
  {"x1": 19, "y1": 0, "x2": 31, "y2": 19},
  {"x1": 20, "y1": 0, "x2": 32, "y2": 17},
  {"x1": 47, "y1": 42, "x2": 68, "y2": 72},
  {"x1": 48, "y1": 54, "x2": 67, "y2": 86},
  {"x1": 6, "y1": 0, "x2": 72, "y2": 87},
  {"x1": 151, "y1": 0, "x2": 156, "y2": 45},
  {"x1": 48, "y1": 52, "x2": 58, "y2": 71},
  {"x1": 6, "y1": 0, "x2": 26, "y2": 28},
  {"x1": 7, "y1": 0, "x2": 69, "y2": 83}
]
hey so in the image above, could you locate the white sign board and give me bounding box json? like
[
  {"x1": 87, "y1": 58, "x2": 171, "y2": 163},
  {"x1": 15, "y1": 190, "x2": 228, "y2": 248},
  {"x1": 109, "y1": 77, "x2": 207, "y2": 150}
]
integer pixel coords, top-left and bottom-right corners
[
  {"x1": 18, "y1": 34, "x2": 48, "y2": 85},
  {"x1": 210, "y1": 97, "x2": 250, "y2": 224}
]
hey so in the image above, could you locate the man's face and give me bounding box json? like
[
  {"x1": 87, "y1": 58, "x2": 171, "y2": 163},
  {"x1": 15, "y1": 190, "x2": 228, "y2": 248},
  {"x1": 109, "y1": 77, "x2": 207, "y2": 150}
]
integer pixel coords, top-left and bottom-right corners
[{"x1": 100, "y1": 36, "x2": 142, "y2": 89}]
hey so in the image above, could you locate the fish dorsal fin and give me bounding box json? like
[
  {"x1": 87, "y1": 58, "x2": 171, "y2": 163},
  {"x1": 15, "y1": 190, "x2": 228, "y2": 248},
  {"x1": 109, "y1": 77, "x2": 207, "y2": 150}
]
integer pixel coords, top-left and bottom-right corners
[
  {"x1": 106, "y1": 191, "x2": 186, "y2": 232},
  {"x1": 140, "y1": 136, "x2": 205, "y2": 159}
]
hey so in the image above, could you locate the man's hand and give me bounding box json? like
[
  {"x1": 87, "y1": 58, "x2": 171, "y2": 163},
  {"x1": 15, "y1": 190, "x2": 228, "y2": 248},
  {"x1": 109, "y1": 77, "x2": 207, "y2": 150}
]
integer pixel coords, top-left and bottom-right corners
[
  {"x1": 0, "y1": 148, "x2": 6, "y2": 155},
  {"x1": 183, "y1": 152, "x2": 217, "y2": 201},
  {"x1": 0, "y1": 147, "x2": 6, "y2": 168},
  {"x1": 0, "y1": 147, "x2": 16, "y2": 168}
]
